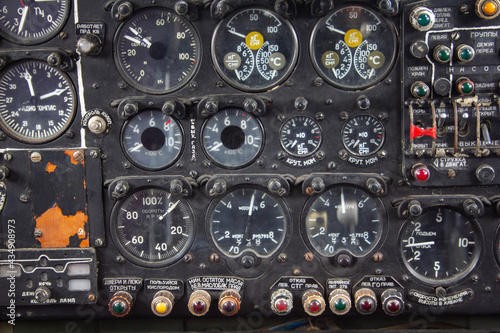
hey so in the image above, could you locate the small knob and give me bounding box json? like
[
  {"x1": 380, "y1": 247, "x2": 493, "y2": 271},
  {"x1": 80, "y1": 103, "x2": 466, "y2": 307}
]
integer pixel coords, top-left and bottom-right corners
[
  {"x1": 151, "y1": 291, "x2": 175, "y2": 317},
  {"x1": 434, "y1": 78, "x2": 452, "y2": 96},
  {"x1": 476, "y1": 164, "x2": 495, "y2": 183},
  {"x1": 411, "y1": 81, "x2": 430, "y2": 99},
  {"x1": 87, "y1": 115, "x2": 107, "y2": 134},
  {"x1": 302, "y1": 290, "x2": 326, "y2": 316},
  {"x1": 218, "y1": 289, "x2": 241, "y2": 316},
  {"x1": 329, "y1": 289, "x2": 351, "y2": 315},
  {"x1": 408, "y1": 200, "x2": 423, "y2": 217},
  {"x1": 410, "y1": 7, "x2": 435, "y2": 31},
  {"x1": 476, "y1": 0, "x2": 500, "y2": 18},
  {"x1": 411, "y1": 164, "x2": 430, "y2": 182},
  {"x1": 456, "y1": 77, "x2": 475, "y2": 95},
  {"x1": 0, "y1": 166, "x2": 10, "y2": 181},
  {"x1": 77, "y1": 34, "x2": 102, "y2": 56},
  {"x1": 271, "y1": 289, "x2": 293, "y2": 315},
  {"x1": 109, "y1": 291, "x2": 133, "y2": 317},
  {"x1": 409, "y1": 40, "x2": 429, "y2": 59},
  {"x1": 433, "y1": 45, "x2": 451, "y2": 63},
  {"x1": 381, "y1": 289, "x2": 404, "y2": 316},
  {"x1": 34, "y1": 286, "x2": 51, "y2": 303},
  {"x1": 354, "y1": 288, "x2": 377, "y2": 315},
  {"x1": 188, "y1": 290, "x2": 211, "y2": 316},
  {"x1": 456, "y1": 44, "x2": 475, "y2": 63}
]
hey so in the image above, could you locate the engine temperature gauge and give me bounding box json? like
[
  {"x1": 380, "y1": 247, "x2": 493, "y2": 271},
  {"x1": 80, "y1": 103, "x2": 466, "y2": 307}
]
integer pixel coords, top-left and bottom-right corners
[
  {"x1": 310, "y1": 5, "x2": 397, "y2": 90},
  {"x1": 211, "y1": 8, "x2": 298, "y2": 91}
]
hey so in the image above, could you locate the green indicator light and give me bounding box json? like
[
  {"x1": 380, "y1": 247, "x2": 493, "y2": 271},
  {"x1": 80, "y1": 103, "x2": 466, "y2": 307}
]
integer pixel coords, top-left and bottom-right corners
[
  {"x1": 417, "y1": 86, "x2": 428, "y2": 97},
  {"x1": 438, "y1": 49, "x2": 450, "y2": 61},
  {"x1": 418, "y1": 13, "x2": 431, "y2": 26},
  {"x1": 113, "y1": 301, "x2": 125, "y2": 314},
  {"x1": 461, "y1": 82, "x2": 474, "y2": 94},
  {"x1": 335, "y1": 299, "x2": 347, "y2": 311},
  {"x1": 460, "y1": 48, "x2": 473, "y2": 60}
]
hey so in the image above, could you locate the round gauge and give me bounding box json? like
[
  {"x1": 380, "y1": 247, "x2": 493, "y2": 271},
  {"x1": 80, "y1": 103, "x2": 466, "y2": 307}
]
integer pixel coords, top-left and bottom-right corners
[
  {"x1": 201, "y1": 108, "x2": 264, "y2": 168},
  {"x1": 111, "y1": 187, "x2": 195, "y2": 267},
  {"x1": 211, "y1": 7, "x2": 299, "y2": 92},
  {"x1": 400, "y1": 207, "x2": 481, "y2": 285},
  {"x1": 303, "y1": 186, "x2": 384, "y2": 257},
  {"x1": 342, "y1": 115, "x2": 385, "y2": 157},
  {"x1": 310, "y1": 5, "x2": 397, "y2": 90},
  {"x1": 114, "y1": 7, "x2": 201, "y2": 94},
  {"x1": 0, "y1": 59, "x2": 76, "y2": 143},
  {"x1": 280, "y1": 116, "x2": 322, "y2": 157},
  {"x1": 208, "y1": 188, "x2": 288, "y2": 258},
  {"x1": 121, "y1": 110, "x2": 183, "y2": 170},
  {"x1": 0, "y1": 0, "x2": 70, "y2": 45}
]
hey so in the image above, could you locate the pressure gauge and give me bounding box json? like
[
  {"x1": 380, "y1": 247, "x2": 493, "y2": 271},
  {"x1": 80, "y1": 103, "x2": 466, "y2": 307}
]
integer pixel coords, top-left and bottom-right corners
[
  {"x1": 121, "y1": 110, "x2": 183, "y2": 170},
  {"x1": 399, "y1": 207, "x2": 481, "y2": 285},
  {"x1": 342, "y1": 115, "x2": 385, "y2": 157},
  {"x1": 211, "y1": 7, "x2": 298, "y2": 91},
  {"x1": 201, "y1": 108, "x2": 264, "y2": 168},
  {"x1": 280, "y1": 116, "x2": 322, "y2": 157},
  {"x1": 0, "y1": 59, "x2": 76, "y2": 143},
  {"x1": 0, "y1": 0, "x2": 71, "y2": 45},
  {"x1": 303, "y1": 186, "x2": 384, "y2": 257},
  {"x1": 310, "y1": 5, "x2": 397, "y2": 90},
  {"x1": 111, "y1": 187, "x2": 195, "y2": 267},
  {"x1": 208, "y1": 188, "x2": 289, "y2": 258},
  {"x1": 114, "y1": 7, "x2": 201, "y2": 94}
]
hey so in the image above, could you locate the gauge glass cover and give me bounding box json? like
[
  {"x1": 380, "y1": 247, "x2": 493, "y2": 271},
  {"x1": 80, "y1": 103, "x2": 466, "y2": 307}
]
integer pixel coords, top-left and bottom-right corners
[
  {"x1": 0, "y1": 59, "x2": 76, "y2": 143},
  {"x1": 211, "y1": 7, "x2": 298, "y2": 91},
  {"x1": 280, "y1": 116, "x2": 322, "y2": 157},
  {"x1": 111, "y1": 187, "x2": 195, "y2": 267},
  {"x1": 114, "y1": 7, "x2": 201, "y2": 94},
  {"x1": 342, "y1": 115, "x2": 385, "y2": 157}
]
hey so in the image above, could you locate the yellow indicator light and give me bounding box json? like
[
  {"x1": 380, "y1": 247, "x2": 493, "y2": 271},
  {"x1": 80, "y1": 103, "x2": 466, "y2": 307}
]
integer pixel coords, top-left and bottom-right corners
[
  {"x1": 155, "y1": 301, "x2": 168, "y2": 314},
  {"x1": 344, "y1": 29, "x2": 363, "y2": 48},
  {"x1": 246, "y1": 32, "x2": 264, "y2": 50},
  {"x1": 483, "y1": 1, "x2": 498, "y2": 15}
]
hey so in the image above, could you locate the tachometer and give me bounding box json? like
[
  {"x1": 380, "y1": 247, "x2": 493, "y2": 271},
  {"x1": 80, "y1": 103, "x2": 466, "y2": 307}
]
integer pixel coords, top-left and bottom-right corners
[
  {"x1": 110, "y1": 187, "x2": 195, "y2": 267},
  {"x1": 211, "y1": 8, "x2": 298, "y2": 91},
  {"x1": 399, "y1": 207, "x2": 481, "y2": 285},
  {"x1": 114, "y1": 7, "x2": 201, "y2": 94},
  {"x1": 310, "y1": 5, "x2": 397, "y2": 90}
]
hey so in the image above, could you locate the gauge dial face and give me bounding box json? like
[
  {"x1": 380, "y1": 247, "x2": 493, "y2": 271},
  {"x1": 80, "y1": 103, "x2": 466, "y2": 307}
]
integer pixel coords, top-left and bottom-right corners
[
  {"x1": 114, "y1": 7, "x2": 201, "y2": 94},
  {"x1": 211, "y1": 8, "x2": 298, "y2": 91},
  {"x1": 0, "y1": 60, "x2": 76, "y2": 143},
  {"x1": 111, "y1": 187, "x2": 194, "y2": 267},
  {"x1": 280, "y1": 116, "x2": 322, "y2": 157},
  {"x1": 202, "y1": 108, "x2": 264, "y2": 168},
  {"x1": 342, "y1": 115, "x2": 385, "y2": 157},
  {"x1": 310, "y1": 5, "x2": 397, "y2": 90},
  {"x1": 400, "y1": 207, "x2": 481, "y2": 285},
  {"x1": 0, "y1": 0, "x2": 70, "y2": 45},
  {"x1": 208, "y1": 188, "x2": 288, "y2": 258},
  {"x1": 304, "y1": 186, "x2": 384, "y2": 257},
  {"x1": 121, "y1": 110, "x2": 183, "y2": 170}
]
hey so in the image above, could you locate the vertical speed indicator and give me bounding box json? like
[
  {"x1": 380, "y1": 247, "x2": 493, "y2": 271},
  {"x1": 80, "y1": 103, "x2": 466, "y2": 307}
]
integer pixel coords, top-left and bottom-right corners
[{"x1": 114, "y1": 7, "x2": 201, "y2": 94}]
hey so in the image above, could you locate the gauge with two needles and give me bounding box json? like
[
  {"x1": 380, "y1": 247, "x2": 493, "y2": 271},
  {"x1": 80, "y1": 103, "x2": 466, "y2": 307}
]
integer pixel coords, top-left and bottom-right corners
[{"x1": 0, "y1": 59, "x2": 76, "y2": 143}]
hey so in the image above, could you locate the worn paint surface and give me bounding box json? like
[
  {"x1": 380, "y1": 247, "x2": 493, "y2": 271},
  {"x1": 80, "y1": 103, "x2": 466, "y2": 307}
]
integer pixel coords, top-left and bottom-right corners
[
  {"x1": 35, "y1": 204, "x2": 89, "y2": 248},
  {"x1": 64, "y1": 150, "x2": 85, "y2": 165},
  {"x1": 45, "y1": 162, "x2": 57, "y2": 173}
]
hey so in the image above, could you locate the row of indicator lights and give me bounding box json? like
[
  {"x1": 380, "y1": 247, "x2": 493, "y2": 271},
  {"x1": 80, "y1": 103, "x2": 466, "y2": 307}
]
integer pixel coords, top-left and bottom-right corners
[
  {"x1": 412, "y1": 164, "x2": 496, "y2": 184},
  {"x1": 108, "y1": 289, "x2": 242, "y2": 317},
  {"x1": 410, "y1": 0, "x2": 500, "y2": 32},
  {"x1": 410, "y1": 77, "x2": 475, "y2": 99},
  {"x1": 271, "y1": 288, "x2": 405, "y2": 316}
]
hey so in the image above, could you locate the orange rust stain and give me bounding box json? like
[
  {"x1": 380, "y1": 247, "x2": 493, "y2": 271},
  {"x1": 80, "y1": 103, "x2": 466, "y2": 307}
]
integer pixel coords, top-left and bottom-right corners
[
  {"x1": 64, "y1": 150, "x2": 85, "y2": 165},
  {"x1": 45, "y1": 162, "x2": 57, "y2": 173},
  {"x1": 35, "y1": 204, "x2": 89, "y2": 248}
]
